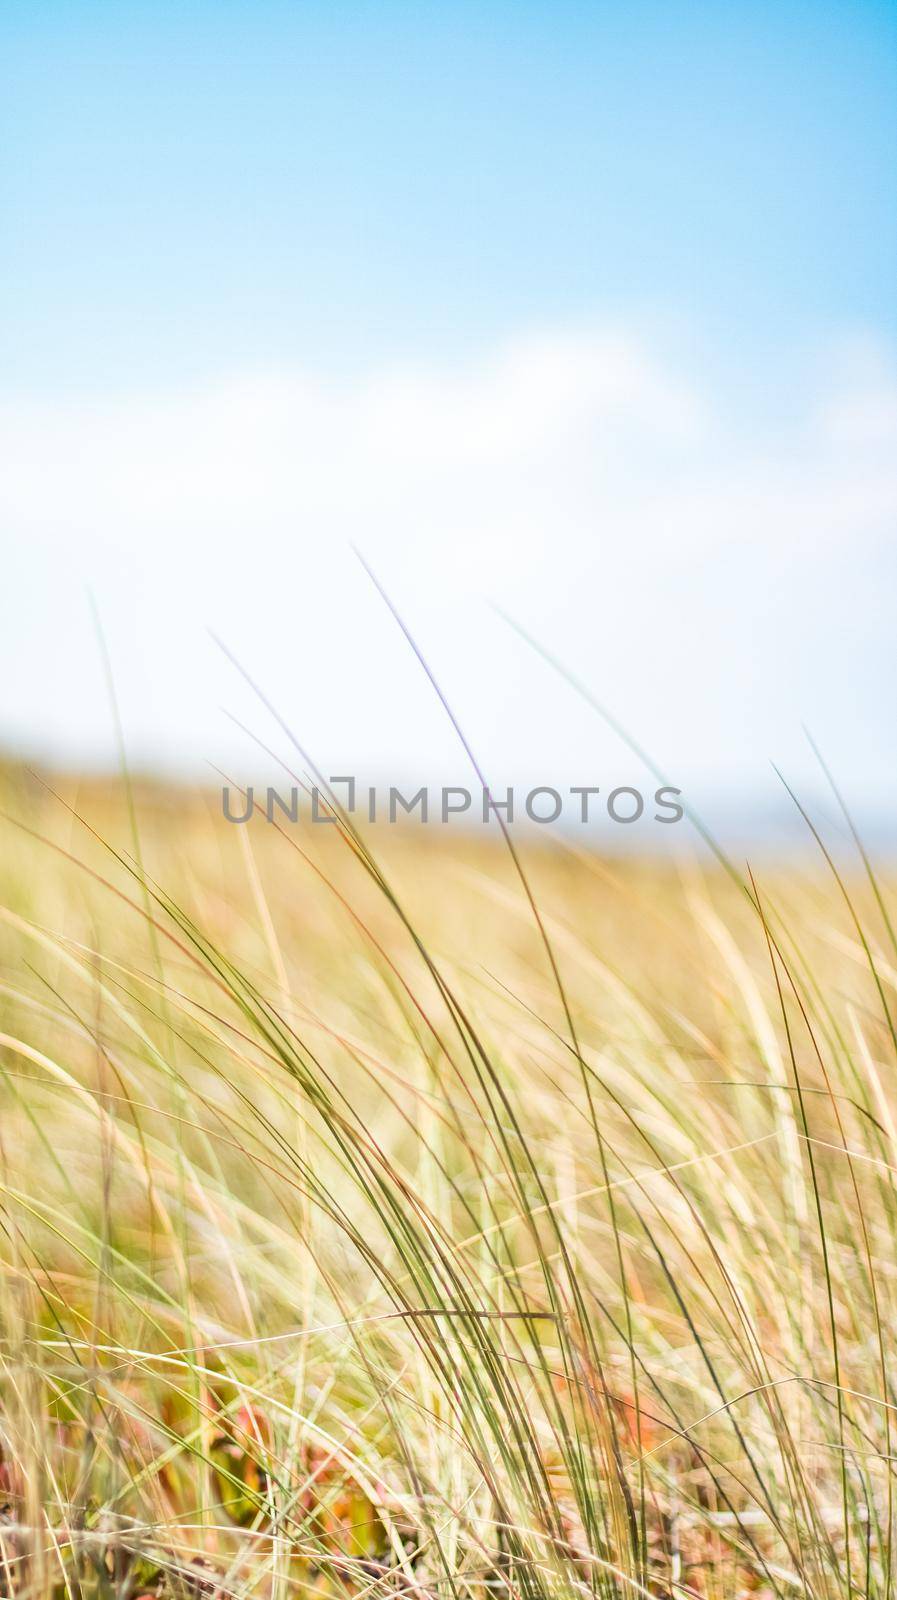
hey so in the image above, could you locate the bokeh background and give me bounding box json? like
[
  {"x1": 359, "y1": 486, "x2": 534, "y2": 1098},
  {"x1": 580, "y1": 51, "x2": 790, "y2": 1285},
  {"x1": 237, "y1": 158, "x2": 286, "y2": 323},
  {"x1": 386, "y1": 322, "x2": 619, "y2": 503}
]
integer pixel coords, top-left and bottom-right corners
[{"x1": 2, "y1": 1, "x2": 895, "y2": 843}]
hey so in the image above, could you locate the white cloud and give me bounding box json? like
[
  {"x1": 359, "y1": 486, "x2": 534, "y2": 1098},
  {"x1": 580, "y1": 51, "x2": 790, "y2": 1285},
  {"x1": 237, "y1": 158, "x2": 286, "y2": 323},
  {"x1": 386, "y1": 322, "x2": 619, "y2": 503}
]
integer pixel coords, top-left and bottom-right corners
[
  {"x1": 2, "y1": 323, "x2": 893, "y2": 563},
  {"x1": 1, "y1": 323, "x2": 895, "y2": 808},
  {"x1": 0, "y1": 327, "x2": 705, "y2": 535}
]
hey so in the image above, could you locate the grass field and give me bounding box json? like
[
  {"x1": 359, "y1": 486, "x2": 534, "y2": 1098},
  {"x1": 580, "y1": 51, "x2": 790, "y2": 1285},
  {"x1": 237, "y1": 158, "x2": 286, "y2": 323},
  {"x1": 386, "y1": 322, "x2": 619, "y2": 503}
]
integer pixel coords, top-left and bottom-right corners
[{"x1": 0, "y1": 763, "x2": 895, "y2": 1598}]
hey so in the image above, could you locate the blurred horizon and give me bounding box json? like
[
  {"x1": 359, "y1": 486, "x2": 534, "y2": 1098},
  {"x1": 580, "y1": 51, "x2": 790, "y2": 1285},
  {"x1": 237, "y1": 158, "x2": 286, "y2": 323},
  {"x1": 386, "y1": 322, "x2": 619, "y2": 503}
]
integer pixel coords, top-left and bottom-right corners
[{"x1": 3, "y1": 752, "x2": 893, "y2": 863}]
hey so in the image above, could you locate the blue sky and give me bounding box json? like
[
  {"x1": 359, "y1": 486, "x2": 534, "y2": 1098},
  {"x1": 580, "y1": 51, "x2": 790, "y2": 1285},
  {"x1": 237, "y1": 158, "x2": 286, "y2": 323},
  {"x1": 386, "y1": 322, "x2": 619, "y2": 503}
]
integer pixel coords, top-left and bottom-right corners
[
  {"x1": 3, "y1": 1, "x2": 895, "y2": 384},
  {"x1": 1, "y1": 2, "x2": 896, "y2": 834}
]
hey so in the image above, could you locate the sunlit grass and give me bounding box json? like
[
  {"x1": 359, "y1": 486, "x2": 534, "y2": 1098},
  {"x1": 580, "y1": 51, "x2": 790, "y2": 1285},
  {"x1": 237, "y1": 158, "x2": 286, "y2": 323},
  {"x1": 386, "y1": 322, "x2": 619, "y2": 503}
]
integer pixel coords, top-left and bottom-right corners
[{"x1": 0, "y1": 763, "x2": 895, "y2": 1597}]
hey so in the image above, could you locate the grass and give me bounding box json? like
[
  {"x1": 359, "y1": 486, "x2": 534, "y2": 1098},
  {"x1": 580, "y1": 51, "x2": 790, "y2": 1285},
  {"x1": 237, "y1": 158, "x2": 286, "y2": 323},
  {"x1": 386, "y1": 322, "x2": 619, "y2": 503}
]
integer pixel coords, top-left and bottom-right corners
[{"x1": 0, "y1": 761, "x2": 895, "y2": 1598}]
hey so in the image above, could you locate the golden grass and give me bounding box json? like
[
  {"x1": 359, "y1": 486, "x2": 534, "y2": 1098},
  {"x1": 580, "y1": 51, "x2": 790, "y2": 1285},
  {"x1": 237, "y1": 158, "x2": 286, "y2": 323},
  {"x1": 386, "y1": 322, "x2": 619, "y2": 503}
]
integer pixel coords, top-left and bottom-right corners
[{"x1": 0, "y1": 764, "x2": 895, "y2": 1598}]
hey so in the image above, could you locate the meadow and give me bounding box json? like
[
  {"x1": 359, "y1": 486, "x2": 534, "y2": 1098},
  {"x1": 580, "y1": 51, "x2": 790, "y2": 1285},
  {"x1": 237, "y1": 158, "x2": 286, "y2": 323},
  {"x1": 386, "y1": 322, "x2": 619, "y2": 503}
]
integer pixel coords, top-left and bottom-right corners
[{"x1": 0, "y1": 761, "x2": 895, "y2": 1598}]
